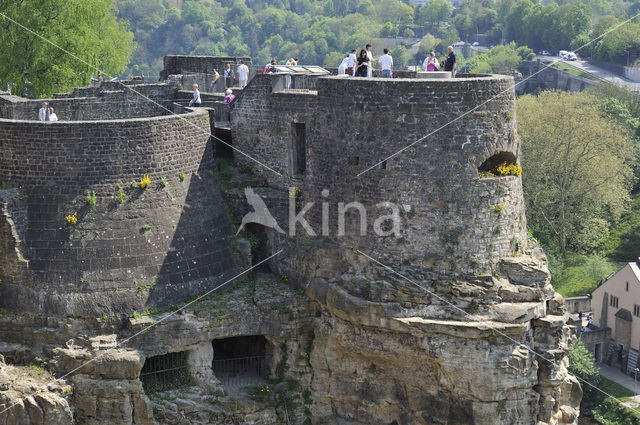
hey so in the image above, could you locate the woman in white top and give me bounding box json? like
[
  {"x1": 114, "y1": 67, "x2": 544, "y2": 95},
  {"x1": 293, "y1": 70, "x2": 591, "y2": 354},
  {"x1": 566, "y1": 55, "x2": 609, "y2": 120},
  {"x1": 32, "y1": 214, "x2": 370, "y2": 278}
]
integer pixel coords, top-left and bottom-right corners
[{"x1": 48, "y1": 107, "x2": 58, "y2": 122}]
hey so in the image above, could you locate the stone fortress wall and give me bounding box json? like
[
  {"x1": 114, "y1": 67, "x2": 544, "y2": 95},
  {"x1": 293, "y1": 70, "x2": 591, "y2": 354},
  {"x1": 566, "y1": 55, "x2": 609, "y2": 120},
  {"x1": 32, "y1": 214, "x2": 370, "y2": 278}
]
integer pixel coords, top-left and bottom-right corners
[
  {"x1": 0, "y1": 56, "x2": 582, "y2": 425},
  {"x1": 0, "y1": 82, "x2": 235, "y2": 317},
  {"x1": 231, "y1": 71, "x2": 582, "y2": 424}
]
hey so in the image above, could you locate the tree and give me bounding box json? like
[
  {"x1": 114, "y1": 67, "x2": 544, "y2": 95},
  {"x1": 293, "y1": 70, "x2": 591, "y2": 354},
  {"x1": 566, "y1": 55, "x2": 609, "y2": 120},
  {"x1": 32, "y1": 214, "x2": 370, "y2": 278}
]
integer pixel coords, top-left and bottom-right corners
[
  {"x1": 567, "y1": 338, "x2": 600, "y2": 406},
  {"x1": 0, "y1": 0, "x2": 135, "y2": 97},
  {"x1": 518, "y1": 91, "x2": 634, "y2": 255},
  {"x1": 417, "y1": 0, "x2": 452, "y2": 30}
]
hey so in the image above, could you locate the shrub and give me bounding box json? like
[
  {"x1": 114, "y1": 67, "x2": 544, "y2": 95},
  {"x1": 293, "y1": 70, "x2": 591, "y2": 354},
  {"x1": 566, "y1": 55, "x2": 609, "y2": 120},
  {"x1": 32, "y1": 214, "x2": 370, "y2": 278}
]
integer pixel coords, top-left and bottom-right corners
[
  {"x1": 567, "y1": 338, "x2": 601, "y2": 406},
  {"x1": 85, "y1": 190, "x2": 97, "y2": 206}
]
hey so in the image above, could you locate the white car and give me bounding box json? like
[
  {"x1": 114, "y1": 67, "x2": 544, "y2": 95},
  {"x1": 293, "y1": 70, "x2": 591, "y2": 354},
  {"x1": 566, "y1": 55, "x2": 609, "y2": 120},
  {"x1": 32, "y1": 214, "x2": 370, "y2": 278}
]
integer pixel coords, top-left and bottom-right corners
[
  {"x1": 539, "y1": 50, "x2": 550, "y2": 56},
  {"x1": 566, "y1": 52, "x2": 577, "y2": 61},
  {"x1": 472, "y1": 42, "x2": 480, "y2": 46}
]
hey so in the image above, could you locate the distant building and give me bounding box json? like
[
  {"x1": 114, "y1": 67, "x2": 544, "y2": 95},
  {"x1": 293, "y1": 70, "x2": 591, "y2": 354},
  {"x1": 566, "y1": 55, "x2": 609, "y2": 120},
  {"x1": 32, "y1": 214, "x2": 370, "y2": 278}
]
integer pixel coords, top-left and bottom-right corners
[{"x1": 591, "y1": 259, "x2": 640, "y2": 375}]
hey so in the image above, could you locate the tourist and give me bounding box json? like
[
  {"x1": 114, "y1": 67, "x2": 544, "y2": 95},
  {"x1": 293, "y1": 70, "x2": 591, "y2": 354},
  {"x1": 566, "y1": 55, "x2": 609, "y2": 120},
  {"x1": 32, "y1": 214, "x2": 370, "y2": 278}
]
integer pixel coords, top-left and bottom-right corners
[
  {"x1": 38, "y1": 102, "x2": 49, "y2": 121},
  {"x1": 188, "y1": 83, "x2": 201, "y2": 107},
  {"x1": 48, "y1": 107, "x2": 58, "y2": 122},
  {"x1": 285, "y1": 58, "x2": 295, "y2": 88},
  {"x1": 366, "y1": 44, "x2": 377, "y2": 77},
  {"x1": 237, "y1": 61, "x2": 249, "y2": 89},
  {"x1": 338, "y1": 54, "x2": 349, "y2": 75},
  {"x1": 355, "y1": 49, "x2": 370, "y2": 77},
  {"x1": 379, "y1": 48, "x2": 393, "y2": 78},
  {"x1": 224, "y1": 89, "x2": 236, "y2": 121},
  {"x1": 209, "y1": 68, "x2": 220, "y2": 92},
  {"x1": 269, "y1": 59, "x2": 278, "y2": 73},
  {"x1": 423, "y1": 51, "x2": 439, "y2": 72},
  {"x1": 347, "y1": 49, "x2": 357, "y2": 76},
  {"x1": 444, "y1": 46, "x2": 457, "y2": 77},
  {"x1": 224, "y1": 64, "x2": 235, "y2": 88}
]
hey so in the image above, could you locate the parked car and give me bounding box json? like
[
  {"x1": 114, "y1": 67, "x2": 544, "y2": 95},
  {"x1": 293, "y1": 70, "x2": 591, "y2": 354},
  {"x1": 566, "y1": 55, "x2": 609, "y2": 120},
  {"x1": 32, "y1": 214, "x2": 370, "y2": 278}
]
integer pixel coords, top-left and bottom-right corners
[
  {"x1": 472, "y1": 42, "x2": 480, "y2": 46},
  {"x1": 538, "y1": 50, "x2": 550, "y2": 56},
  {"x1": 559, "y1": 50, "x2": 569, "y2": 59},
  {"x1": 566, "y1": 52, "x2": 578, "y2": 61}
]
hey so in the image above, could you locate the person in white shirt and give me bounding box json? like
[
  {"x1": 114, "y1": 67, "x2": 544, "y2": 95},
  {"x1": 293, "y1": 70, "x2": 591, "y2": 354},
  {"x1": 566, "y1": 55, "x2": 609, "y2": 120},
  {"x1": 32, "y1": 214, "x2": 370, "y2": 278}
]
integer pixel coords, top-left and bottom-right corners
[
  {"x1": 38, "y1": 102, "x2": 49, "y2": 121},
  {"x1": 237, "y1": 61, "x2": 249, "y2": 89},
  {"x1": 347, "y1": 49, "x2": 357, "y2": 76},
  {"x1": 189, "y1": 84, "x2": 201, "y2": 106},
  {"x1": 338, "y1": 55, "x2": 349, "y2": 75},
  {"x1": 379, "y1": 48, "x2": 393, "y2": 78},
  {"x1": 48, "y1": 107, "x2": 58, "y2": 122},
  {"x1": 366, "y1": 44, "x2": 377, "y2": 77}
]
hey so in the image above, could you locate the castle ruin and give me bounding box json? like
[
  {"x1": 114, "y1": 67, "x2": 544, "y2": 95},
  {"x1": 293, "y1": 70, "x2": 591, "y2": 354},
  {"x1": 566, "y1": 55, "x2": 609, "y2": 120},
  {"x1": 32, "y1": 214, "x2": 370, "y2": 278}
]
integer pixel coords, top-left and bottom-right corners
[{"x1": 0, "y1": 55, "x2": 581, "y2": 425}]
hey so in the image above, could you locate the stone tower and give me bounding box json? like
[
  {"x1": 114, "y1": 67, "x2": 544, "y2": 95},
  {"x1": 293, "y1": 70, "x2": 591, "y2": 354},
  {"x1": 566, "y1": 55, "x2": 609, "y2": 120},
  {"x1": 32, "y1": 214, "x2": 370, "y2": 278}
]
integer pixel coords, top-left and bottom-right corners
[{"x1": 231, "y1": 72, "x2": 582, "y2": 424}]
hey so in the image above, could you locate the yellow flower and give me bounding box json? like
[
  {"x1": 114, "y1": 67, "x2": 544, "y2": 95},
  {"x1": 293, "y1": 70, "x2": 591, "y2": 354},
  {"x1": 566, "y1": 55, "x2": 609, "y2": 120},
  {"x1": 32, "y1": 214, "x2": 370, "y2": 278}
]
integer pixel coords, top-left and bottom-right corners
[
  {"x1": 140, "y1": 174, "x2": 151, "y2": 189},
  {"x1": 65, "y1": 212, "x2": 78, "y2": 225}
]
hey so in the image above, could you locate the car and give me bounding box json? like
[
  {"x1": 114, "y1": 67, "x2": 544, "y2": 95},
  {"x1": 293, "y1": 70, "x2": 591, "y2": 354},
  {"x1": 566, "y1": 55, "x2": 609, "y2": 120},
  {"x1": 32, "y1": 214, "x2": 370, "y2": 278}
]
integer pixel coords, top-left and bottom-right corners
[
  {"x1": 559, "y1": 50, "x2": 569, "y2": 59},
  {"x1": 538, "y1": 50, "x2": 550, "y2": 56},
  {"x1": 566, "y1": 52, "x2": 577, "y2": 61},
  {"x1": 472, "y1": 42, "x2": 480, "y2": 46}
]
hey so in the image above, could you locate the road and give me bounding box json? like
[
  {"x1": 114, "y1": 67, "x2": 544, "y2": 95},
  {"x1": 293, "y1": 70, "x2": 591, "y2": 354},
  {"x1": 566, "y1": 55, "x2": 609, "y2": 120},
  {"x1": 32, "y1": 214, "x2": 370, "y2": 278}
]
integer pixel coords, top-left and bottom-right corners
[{"x1": 553, "y1": 57, "x2": 640, "y2": 92}]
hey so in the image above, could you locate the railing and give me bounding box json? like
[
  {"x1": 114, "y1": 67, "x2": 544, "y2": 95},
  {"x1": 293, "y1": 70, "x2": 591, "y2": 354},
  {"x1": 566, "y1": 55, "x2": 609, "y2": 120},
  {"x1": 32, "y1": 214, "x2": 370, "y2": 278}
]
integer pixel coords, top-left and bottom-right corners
[
  {"x1": 140, "y1": 351, "x2": 192, "y2": 393},
  {"x1": 212, "y1": 355, "x2": 267, "y2": 388}
]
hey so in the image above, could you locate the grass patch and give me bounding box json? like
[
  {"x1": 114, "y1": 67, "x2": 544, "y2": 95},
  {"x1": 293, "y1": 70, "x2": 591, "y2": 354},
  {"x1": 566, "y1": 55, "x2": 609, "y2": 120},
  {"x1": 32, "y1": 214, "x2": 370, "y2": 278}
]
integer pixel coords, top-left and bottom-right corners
[
  {"x1": 550, "y1": 62, "x2": 602, "y2": 82},
  {"x1": 551, "y1": 253, "x2": 618, "y2": 297},
  {"x1": 599, "y1": 376, "x2": 637, "y2": 400},
  {"x1": 602, "y1": 193, "x2": 640, "y2": 262}
]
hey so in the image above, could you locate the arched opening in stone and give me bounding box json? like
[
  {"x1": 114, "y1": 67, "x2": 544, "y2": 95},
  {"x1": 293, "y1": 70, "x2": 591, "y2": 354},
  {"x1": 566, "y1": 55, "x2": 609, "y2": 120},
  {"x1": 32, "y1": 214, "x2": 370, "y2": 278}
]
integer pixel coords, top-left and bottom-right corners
[
  {"x1": 140, "y1": 350, "x2": 191, "y2": 393},
  {"x1": 211, "y1": 335, "x2": 270, "y2": 388},
  {"x1": 478, "y1": 151, "x2": 517, "y2": 173}
]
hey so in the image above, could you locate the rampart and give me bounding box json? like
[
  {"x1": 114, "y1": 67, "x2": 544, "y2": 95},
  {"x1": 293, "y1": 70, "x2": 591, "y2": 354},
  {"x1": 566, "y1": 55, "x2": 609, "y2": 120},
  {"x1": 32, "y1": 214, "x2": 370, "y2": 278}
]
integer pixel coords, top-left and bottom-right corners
[
  {"x1": 0, "y1": 82, "x2": 177, "y2": 121},
  {"x1": 0, "y1": 106, "x2": 234, "y2": 317}
]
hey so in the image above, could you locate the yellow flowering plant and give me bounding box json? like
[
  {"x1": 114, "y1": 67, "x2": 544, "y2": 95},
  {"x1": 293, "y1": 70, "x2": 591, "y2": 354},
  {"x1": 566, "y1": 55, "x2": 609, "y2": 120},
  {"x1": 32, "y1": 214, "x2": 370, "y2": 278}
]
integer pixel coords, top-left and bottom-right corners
[
  {"x1": 139, "y1": 174, "x2": 151, "y2": 189},
  {"x1": 65, "y1": 212, "x2": 78, "y2": 225},
  {"x1": 478, "y1": 161, "x2": 522, "y2": 178}
]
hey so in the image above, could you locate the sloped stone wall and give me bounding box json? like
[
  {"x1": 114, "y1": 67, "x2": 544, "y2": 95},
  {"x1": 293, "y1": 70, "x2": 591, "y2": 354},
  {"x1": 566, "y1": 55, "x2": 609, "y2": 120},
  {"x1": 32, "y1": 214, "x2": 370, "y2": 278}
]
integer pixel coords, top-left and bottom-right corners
[{"x1": 0, "y1": 109, "x2": 234, "y2": 316}]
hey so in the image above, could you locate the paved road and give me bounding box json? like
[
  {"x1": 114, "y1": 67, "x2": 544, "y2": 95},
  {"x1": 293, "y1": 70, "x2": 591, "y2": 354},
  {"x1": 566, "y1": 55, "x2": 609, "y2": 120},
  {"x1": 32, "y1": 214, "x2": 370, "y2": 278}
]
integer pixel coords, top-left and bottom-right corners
[{"x1": 557, "y1": 58, "x2": 640, "y2": 92}]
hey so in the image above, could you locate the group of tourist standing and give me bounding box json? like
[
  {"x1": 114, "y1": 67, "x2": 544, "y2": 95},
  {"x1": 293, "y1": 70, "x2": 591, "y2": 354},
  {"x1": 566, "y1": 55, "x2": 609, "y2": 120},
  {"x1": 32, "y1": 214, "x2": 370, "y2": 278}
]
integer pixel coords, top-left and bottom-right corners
[
  {"x1": 338, "y1": 45, "x2": 457, "y2": 78},
  {"x1": 338, "y1": 45, "x2": 394, "y2": 78},
  {"x1": 37, "y1": 102, "x2": 58, "y2": 121}
]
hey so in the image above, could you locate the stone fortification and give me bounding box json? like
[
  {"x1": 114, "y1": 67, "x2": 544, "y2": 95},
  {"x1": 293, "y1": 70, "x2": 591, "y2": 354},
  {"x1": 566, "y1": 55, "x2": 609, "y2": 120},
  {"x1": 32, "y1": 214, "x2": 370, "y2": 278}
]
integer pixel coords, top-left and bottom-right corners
[
  {"x1": 231, "y1": 73, "x2": 582, "y2": 424},
  {"x1": 0, "y1": 56, "x2": 582, "y2": 425},
  {"x1": 0, "y1": 98, "x2": 234, "y2": 316}
]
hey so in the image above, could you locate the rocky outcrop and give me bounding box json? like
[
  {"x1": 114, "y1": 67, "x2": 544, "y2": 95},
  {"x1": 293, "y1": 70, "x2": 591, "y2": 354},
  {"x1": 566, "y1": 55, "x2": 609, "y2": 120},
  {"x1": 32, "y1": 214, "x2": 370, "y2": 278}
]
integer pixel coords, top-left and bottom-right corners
[{"x1": 0, "y1": 356, "x2": 73, "y2": 425}]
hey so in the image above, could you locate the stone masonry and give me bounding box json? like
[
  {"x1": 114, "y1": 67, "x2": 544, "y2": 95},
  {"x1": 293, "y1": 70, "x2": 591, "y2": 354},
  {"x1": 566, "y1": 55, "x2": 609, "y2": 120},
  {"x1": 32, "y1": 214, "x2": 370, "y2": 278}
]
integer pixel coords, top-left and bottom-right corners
[{"x1": 0, "y1": 56, "x2": 582, "y2": 425}]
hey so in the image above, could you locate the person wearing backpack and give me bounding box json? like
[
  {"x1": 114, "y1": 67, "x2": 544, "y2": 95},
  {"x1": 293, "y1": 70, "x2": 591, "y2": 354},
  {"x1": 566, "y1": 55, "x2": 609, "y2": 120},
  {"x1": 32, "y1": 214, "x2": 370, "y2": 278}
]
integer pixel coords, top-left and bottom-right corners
[{"x1": 224, "y1": 64, "x2": 235, "y2": 88}]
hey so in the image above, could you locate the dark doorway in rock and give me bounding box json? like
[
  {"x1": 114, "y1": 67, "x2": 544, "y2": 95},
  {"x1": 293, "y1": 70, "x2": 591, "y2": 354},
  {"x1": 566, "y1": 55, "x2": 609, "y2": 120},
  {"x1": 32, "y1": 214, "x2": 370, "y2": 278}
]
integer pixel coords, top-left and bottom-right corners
[
  {"x1": 140, "y1": 351, "x2": 191, "y2": 393},
  {"x1": 212, "y1": 335, "x2": 269, "y2": 388}
]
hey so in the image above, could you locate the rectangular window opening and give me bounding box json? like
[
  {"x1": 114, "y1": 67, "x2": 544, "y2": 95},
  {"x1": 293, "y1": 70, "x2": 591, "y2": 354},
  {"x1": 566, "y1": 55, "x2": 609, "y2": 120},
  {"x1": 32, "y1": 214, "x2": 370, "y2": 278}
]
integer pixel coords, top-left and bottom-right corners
[{"x1": 291, "y1": 123, "x2": 306, "y2": 175}]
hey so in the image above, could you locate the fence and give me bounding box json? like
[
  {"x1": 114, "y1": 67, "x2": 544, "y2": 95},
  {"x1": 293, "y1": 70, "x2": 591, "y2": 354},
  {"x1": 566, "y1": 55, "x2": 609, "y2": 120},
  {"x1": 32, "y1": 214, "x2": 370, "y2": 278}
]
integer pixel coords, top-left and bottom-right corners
[
  {"x1": 212, "y1": 355, "x2": 267, "y2": 388},
  {"x1": 140, "y1": 351, "x2": 192, "y2": 393}
]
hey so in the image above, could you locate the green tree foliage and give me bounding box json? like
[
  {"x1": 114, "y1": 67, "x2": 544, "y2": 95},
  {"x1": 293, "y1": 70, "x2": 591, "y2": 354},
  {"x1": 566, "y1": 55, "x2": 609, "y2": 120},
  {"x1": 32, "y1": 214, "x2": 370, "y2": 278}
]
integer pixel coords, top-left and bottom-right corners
[
  {"x1": 593, "y1": 20, "x2": 640, "y2": 64},
  {"x1": 0, "y1": 0, "x2": 135, "y2": 97},
  {"x1": 567, "y1": 338, "x2": 600, "y2": 406},
  {"x1": 505, "y1": 0, "x2": 592, "y2": 51},
  {"x1": 464, "y1": 42, "x2": 530, "y2": 74},
  {"x1": 518, "y1": 91, "x2": 634, "y2": 255}
]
